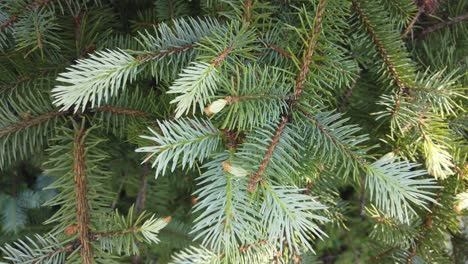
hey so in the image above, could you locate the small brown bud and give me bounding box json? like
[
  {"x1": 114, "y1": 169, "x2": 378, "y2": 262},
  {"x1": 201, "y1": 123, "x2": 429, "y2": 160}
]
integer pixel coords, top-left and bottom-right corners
[
  {"x1": 65, "y1": 224, "x2": 78, "y2": 236},
  {"x1": 425, "y1": 217, "x2": 433, "y2": 228},
  {"x1": 191, "y1": 196, "x2": 198, "y2": 205}
]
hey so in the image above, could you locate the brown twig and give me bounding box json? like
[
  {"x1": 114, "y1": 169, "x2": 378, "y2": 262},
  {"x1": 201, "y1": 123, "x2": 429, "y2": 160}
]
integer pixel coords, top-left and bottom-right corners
[
  {"x1": 94, "y1": 106, "x2": 152, "y2": 118},
  {"x1": 31, "y1": 244, "x2": 74, "y2": 264},
  {"x1": 262, "y1": 42, "x2": 293, "y2": 59},
  {"x1": 0, "y1": 111, "x2": 65, "y2": 138},
  {"x1": 248, "y1": 115, "x2": 289, "y2": 192},
  {"x1": 111, "y1": 172, "x2": 128, "y2": 210},
  {"x1": 243, "y1": 0, "x2": 253, "y2": 22},
  {"x1": 212, "y1": 45, "x2": 234, "y2": 67},
  {"x1": 73, "y1": 124, "x2": 93, "y2": 264},
  {"x1": 418, "y1": 13, "x2": 468, "y2": 38},
  {"x1": 135, "y1": 164, "x2": 149, "y2": 216},
  {"x1": 402, "y1": 8, "x2": 424, "y2": 38},
  {"x1": 294, "y1": 0, "x2": 326, "y2": 100},
  {"x1": 352, "y1": 0, "x2": 408, "y2": 93},
  {"x1": 370, "y1": 247, "x2": 397, "y2": 261},
  {"x1": 299, "y1": 108, "x2": 367, "y2": 166},
  {"x1": 247, "y1": 0, "x2": 327, "y2": 192}
]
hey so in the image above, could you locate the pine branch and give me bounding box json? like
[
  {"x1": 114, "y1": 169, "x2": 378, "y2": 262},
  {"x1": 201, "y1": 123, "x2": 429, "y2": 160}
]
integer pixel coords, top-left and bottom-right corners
[
  {"x1": 0, "y1": 69, "x2": 57, "y2": 95},
  {"x1": 0, "y1": 93, "x2": 66, "y2": 169},
  {"x1": 168, "y1": 21, "x2": 257, "y2": 117},
  {"x1": 338, "y1": 74, "x2": 360, "y2": 113},
  {"x1": 248, "y1": 0, "x2": 327, "y2": 192},
  {"x1": 401, "y1": 8, "x2": 424, "y2": 38},
  {"x1": 294, "y1": 0, "x2": 326, "y2": 99},
  {"x1": 53, "y1": 17, "x2": 220, "y2": 112},
  {"x1": 94, "y1": 106, "x2": 151, "y2": 118},
  {"x1": 136, "y1": 45, "x2": 194, "y2": 61},
  {"x1": 92, "y1": 88, "x2": 160, "y2": 137},
  {"x1": 192, "y1": 154, "x2": 262, "y2": 257},
  {"x1": 0, "y1": 111, "x2": 65, "y2": 138},
  {"x1": 243, "y1": 0, "x2": 253, "y2": 22},
  {"x1": 248, "y1": 115, "x2": 289, "y2": 192},
  {"x1": 209, "y1": 65, "x2": 290, "y2": 130},
  {"x1": 94, "y1": 212, "x2": 170, "y2": 241},
  {"x1": 261, "y1": 41, "x2": 292, "y2": 59},
  {"x1": 237, "y1": 120, "x2": 303, "y2": 187},
  {"x1": 136, "y1": 118, "x2": 222, "y2": 177},
  {"x1": 404, "y1": 187, "x2": 444, "y2": 263},
  {"x1": 418, "y1": 12, "x2": 468, "y2": 38},
  {"x1": 298, "y1": 108, "x2": 368, "y2": 175},
  {"x1": 261, "y1": 185, "x2": 328, "y2": 254},
  {"x1": 0, "y1": 15, "x2": 17, "y2": 30},
  {"x1": 154, "y1": 0, "x2": 190, "y2": 22},
  {"x1": 366, "y1": 155, "x2": 439, "y2": 223},
  {"x1": 0, "y1": 234, "x2": 69, "y2": 264},
  {"x1": 352, "y1": 0, "x2": 411, "y2": 93},
  {"x1": 72, "y1": 122, "x2": 93, "y2": 263},
  {"x1": 0, "y1": 0, "x2": 55, "y2": 30}
]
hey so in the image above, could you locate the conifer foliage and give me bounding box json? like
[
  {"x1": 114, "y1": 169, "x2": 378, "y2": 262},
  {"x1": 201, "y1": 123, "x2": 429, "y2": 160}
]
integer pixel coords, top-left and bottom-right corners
[{"x1": 0, "y1": 0, "x2": 467, "y2": 263}]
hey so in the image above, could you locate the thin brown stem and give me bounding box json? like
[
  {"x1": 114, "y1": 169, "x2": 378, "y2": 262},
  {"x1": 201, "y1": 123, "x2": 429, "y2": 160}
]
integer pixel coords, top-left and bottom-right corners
[
  {"x1": 248, "y1": 115, "x2": 289, "y2": 192},
  {"x1": 243, "y1": 0, "x2": 253, "y2": 22},
  {"x1": 248, "y1": 0, "x2": 327, "y2": 192},
  {"x1": 31, "y1": 244, "x2": 74, "y2": 264},
  {"x1": 0, "y1": 16, "x2": 18, "y2": 30},
  {"x1": 239, "y1": 239, "x2": 268, "y2": 253},
  {"x1": 299, "y1": 108, "x2": 368, "y2": 166},
  {"x1": 402, "y1": 8, "x2": 424, "y2": 38},
  {"x1": 418, "y1": 12, "x2": 468, "y2": 38},
  {"x1": 370, "y1": 247, "x2": 396, "y2": 261},
  {"x1": 352, "y1": 0, "x2": 407, "y2": 93},
  {"x1": 262, "y1": 42, "x2": 292, "y2": 59},
  {"x1": 294, "y1": 0, "x2": 326, "y2": 99},
  {"x1": 0, "y1": 111, "x2": 65, "y2": 138},
  {"x1": 94, "y1": 105, "x2": 152, "y2": 118},
  {"x1": 73, "y1": 125, "x2": 93, "y2": 264},
  {"x1": 212, "y1": 45, "x2": 234, "y2": 67}
]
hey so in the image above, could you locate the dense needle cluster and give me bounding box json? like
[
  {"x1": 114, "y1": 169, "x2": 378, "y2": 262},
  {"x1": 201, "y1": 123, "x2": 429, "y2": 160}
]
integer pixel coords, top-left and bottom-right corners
[{"x1": 0, "y1": 0, "x2": 466, "y2": 263}]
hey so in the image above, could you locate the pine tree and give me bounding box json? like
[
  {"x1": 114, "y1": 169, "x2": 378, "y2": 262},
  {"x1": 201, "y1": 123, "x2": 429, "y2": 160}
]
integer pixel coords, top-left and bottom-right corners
[{"x1": 0, "y1": 0, "x2": 466, "y2": 263}]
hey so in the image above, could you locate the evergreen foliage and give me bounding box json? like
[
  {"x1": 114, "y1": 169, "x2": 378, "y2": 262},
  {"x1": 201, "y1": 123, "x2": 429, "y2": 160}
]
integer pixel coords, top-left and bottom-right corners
[{"x1": 0, "y1": 0, "x2": 466, "y2": 263}]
